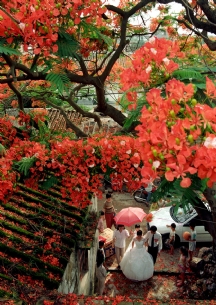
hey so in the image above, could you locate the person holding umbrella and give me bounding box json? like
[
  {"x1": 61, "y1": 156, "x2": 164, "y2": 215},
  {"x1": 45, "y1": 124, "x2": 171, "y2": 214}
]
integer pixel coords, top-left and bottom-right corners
[
  {"x1": 113, "y1": 207, "x2": 147, "y2": 269},
  {"x1": 112, "y1": 224, "x2": 130, "y2": 269}
]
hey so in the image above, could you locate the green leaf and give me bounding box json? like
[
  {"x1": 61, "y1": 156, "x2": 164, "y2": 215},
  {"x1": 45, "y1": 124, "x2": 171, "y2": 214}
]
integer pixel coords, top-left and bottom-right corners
[
  {"x1": 81, "y1": 22, "x2": 112, "y2": 46},
  {"x1": 45, "y1": 72, "x2": 70, "y2": 94},
  {"x1": 40, "y1": 176, "x2": 59, "y2": 190},
  {"x1": 122, "y1": 95, "x2": 148, "y2": 130},
  {"x1": 0, "y1": 39, "x2": 21, "y2": 56},
  {"x1": 97, "y1": 32, "x2": 112, "y2": 46},
  {"x1": 56, "y1": 30, "x2": 79, "y2": 59},
  {"x1": 13, "y1": 156, "x2": 37, "y2": 176},
  {"x1": 192, "y1": 81, "x2": 206, "y2": 90},
  {"x1": 172, "y1": 69, "x2": 205, "y2": 81}
]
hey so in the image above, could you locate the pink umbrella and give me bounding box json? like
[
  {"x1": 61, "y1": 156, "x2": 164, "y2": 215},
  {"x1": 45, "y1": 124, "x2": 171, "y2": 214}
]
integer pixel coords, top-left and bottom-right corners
[{"x1": 114, "y1": 207, "x2": 147, "y2": 227}]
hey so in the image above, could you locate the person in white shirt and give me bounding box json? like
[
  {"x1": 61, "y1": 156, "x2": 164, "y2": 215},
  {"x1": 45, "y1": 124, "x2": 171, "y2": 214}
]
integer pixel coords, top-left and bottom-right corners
[
  {"x1": 144, "y1": 225, "x2": 162, "y2": 264},
  {"x1": 112, "y1": 225, "x2": 130, "y2": 269},
  {"x1": 145, "y1": 182, "x2": 154, "y2": 203}
]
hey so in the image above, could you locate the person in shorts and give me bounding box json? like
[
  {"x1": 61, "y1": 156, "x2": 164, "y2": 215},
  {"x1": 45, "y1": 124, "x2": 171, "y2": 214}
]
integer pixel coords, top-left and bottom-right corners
[{"x1": 166, "y1": 223, "x2": 176, "y2": 255}]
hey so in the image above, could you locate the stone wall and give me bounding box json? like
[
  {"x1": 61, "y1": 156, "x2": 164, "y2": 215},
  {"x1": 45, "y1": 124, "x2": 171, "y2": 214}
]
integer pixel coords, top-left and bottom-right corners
[{"x1": 58, "y1": 196, "x2": 98, "y2": 295}]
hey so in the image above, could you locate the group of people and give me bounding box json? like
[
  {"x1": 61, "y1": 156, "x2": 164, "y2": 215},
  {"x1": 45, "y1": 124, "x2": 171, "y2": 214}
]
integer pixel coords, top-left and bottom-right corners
[
  {"x1": 96, "y1": 193, "x2": 197, "y2": 294},
  {"x1": 96, "y1": 222, "x2": 163, "y2": 294},
  {"x1": 165, "y1": 220, "x2": 197, "y2": 287},
  {"x1": 114, "y1": 224, "x2": 161, "y2": 281}
]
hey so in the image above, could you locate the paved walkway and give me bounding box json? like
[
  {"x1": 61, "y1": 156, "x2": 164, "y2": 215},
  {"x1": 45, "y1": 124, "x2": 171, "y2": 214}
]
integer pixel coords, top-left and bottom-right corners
[
  {"x1": 97, "y1": 192, "x2": 199, "y2": 302},
  {"x1": 103, "y1": 247, "x2": 200, "y2": 301}
]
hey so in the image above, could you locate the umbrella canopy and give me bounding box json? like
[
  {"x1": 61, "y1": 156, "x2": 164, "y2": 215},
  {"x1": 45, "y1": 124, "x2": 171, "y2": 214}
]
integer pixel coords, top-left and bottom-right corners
[{"x1": 114, "y1": 207, "x2": 147, "y2": 227}]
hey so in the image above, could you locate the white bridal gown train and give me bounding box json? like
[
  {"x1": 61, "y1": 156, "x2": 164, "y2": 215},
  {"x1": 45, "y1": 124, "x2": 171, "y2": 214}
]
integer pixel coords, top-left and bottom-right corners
[{"x1": 120, "y1": 237, "x2": 154, "y2": 281}]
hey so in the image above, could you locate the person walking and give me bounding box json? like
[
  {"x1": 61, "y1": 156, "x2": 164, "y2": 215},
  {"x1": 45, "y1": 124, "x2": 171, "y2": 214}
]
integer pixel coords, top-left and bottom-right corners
[
  {"x1": 145, "y1": 182, "x2": 154, "y2": 204},
  {"x1": 177, "y1": 246, "x2": 188, "y2": 287},
  {"x1": 131, "y1": 224, "x2": 141, "y2": 238},
  {"x1": 96, "y1": 240, "x2": 107, "y2": 295},
  {"x1": 144, "y1": 225, "x2": 162, "y2": 264},
  {"x1": 112, "y1": 225, "x2": 130, "y2": 269},
  {"x1": 103, "y1": 193, "x2": 116, "y2": 229},
  {"x1": 188, "y1": 221, "x2": 196, "y2": 263},
  {"x1": 120, "y1": 230, "x2": 154, "y2": 281},
  {"x1": 97, "y1": 211, "x2": 105, "y2": 233},
  {"x1": 166, "y1": 223, "x2": 176, "y2": 255}
]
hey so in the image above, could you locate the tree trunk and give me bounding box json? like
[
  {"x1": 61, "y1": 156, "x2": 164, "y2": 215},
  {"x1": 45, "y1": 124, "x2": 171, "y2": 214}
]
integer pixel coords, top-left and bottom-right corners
[{"x1": 94, "y1": 85, "x2": 127, "y2": 127}]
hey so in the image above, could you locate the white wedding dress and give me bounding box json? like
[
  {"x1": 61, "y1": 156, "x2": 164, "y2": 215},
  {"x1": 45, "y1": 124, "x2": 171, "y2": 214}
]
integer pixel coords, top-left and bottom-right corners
[{"x1": 120, "y1": 237, "x2": 154, "y2": 281}]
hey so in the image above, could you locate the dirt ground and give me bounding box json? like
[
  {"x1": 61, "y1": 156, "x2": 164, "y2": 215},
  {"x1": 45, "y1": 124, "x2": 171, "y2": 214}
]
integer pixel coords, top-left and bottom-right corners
[{"x1": 97, "y1": 191, "x2": 199, "y2": 302}]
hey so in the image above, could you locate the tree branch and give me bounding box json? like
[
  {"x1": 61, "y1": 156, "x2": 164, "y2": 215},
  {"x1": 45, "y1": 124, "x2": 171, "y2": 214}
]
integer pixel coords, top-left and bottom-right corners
[
  {"x1": 101, "y1": 0, "x2": 153, "y2": 82},
  {"x1": 76, "y1": 55, "x2": 89, "y2": 77},
  {"x1": 30, "y1": 54, "x2": 40, "y2": 70},
  {"x1": 64, "y1": 94, "x2": 102, "y2": 129},
  {"x1": 43, "y1": 99, "x2": 88, "y2": 138},
  {"x1": 0, "y1": 6, "x2": 20, "y2": 24},
  {"x1": 8, "y1": 82, "x2": 24, "y2": 111}
]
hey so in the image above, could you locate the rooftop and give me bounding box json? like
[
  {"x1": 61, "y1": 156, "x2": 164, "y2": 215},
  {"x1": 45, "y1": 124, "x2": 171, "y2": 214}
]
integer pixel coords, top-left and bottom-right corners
[{"x1": 0, "y1": 182, "x2": 97, "y2": 303}]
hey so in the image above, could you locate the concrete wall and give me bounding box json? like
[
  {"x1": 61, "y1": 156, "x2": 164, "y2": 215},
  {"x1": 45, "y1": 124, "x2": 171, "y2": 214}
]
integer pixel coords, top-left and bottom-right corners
[{"x1": 58, "y1": 196, "x2": 99, "y2": 295}]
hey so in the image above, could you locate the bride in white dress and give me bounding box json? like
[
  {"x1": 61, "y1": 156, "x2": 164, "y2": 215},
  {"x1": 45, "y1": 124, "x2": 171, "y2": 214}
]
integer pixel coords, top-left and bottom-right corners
[{"x1": 120, "y1": 229, "x2": 154, "y2": 281}]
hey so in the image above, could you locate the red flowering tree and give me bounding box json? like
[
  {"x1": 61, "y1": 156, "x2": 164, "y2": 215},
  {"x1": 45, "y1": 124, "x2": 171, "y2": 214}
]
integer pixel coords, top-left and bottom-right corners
[
  {"x1": 1, "y1": 0, "x2": 216, "y2": 137},
  {"x1": 0, "y1": 0, "x2": 160, "y2": 135},
  {"x1": 120, "y1": 36, "x2": 216, "y2": 249}
]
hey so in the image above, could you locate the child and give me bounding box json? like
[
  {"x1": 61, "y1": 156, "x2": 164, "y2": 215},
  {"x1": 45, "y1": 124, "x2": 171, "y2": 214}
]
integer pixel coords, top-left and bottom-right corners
[
  {"x1": 177, "y1": 246, "x2": 188, "y2": 287},
  {"x1": 188, "y1": 221, "x2": 196, "y2": 263},
  {"x1": 166, "y1": 223, "x2": 176, "y2": 255},
  {"x1": 97, "y1": 211, "x2": 105, "y2": 233}
]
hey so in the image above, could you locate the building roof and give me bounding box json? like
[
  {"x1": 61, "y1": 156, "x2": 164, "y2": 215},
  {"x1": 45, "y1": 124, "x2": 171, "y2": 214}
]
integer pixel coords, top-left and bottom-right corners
[
  {"x1": 47, "y1": 108, "x2": 83, "y2": 132},
  {"x1": 0, "y1": 182, "x2": 97, "y2": 303},
  {"x1": 5, "y1": 108, "x2": 122, "y2": 135}
]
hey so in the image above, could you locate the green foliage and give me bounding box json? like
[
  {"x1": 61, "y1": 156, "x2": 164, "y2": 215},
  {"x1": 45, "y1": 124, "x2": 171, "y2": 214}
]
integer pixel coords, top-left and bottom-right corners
[
  {"x1": 56, "y1": 30, "x2": 79, "y2": 58},
  {"x1": 151, "y1": 175, "x2": 208, "y2": 214},
  {"x1": 121, "y1": 92, "x2": 148, "y2": 130},
  {"x1": 172, "y1": 68, "x2": 205, "y2": 82},
  {"x1": 81, "y1": 22, "x2": 113, "y2": 46},
  {"x1": 0, "y1": 103, "x2": 4, "y2": 117},
  {"x1": 13, "y1": 156, "x2": 37, "y2": 176},
  {"x1": 31, "y1": 120, "x2": 54, "y2": 148},
  {"x1": 40, "y1": 175, "x2": 59, "y2": 190},
  {"x1": 0, "y1": 39, "x2": 21, "y2": 56},
  {"x1": 45, "y1": 72, "x2": 70, "y2": 95}
]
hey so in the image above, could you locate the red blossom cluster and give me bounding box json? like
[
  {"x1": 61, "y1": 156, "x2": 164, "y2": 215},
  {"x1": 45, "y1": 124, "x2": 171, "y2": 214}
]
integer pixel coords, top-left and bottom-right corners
[
  {"x1": 0, "y1": 120, "x2": 142, "y2": 204},
  {"x1": 134, "y1": 78, "x2": 216, "y2": 188},
  {"x1": 0, "y1": 0, "x2": 106, "y2": 55},
  {"x1": 120, "y1": 37, "x2": 184, "y2": 110}
]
